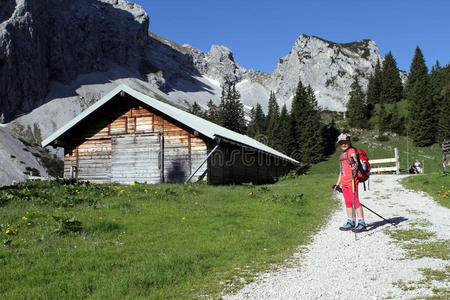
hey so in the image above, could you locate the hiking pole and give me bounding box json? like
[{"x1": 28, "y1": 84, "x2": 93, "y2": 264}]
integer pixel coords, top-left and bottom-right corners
[
  {"x1": 351, "y1": 169, "x2": 357, "y2": 240},
  {"x1": 359, "y1": 204, "x2": 397, "y2": 227},
  {"x1": 333, "y1": 185, "x2": 397, "y2": 227}
]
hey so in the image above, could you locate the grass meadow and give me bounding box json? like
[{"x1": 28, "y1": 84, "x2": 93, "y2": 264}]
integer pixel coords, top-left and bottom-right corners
[
  {"x1": 0, "y1": 174, "x2": 338, "y2": 299},
  {"x1": 1, "y1": 130, "x2": 446, "y2": 299},
  {"x1": 401, "y1": 173, "x2": 450, "y2": 209}
]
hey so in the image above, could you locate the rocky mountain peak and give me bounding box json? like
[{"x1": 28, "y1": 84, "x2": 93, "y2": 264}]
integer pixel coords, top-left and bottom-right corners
[
  {"x1": 203, "y1": 45, "x2": 244, "y2": 85},
  {"x1": 266, "y1": 34, "x2": 381, "y2": 111}
]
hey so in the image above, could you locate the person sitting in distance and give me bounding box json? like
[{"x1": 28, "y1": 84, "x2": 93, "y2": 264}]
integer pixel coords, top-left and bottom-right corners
[
  {"x1": 414, "y1": 160, "x2": 422, "y2": 174},
  {"x1": 409, "y1": 163, "x2": 418, "y2": 174}
]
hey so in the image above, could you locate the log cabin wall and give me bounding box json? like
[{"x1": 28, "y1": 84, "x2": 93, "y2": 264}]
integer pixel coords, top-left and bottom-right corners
[
  {"x1": 61, "y1": 96, "x2": 208, "y2": 184},
  {"x1": 207, "y1": 142, "x2": 291, "y2": 185}
]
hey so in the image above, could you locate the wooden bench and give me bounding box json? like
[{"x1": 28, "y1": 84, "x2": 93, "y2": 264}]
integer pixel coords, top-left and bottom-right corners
[{"x1": 369, "y1": 148, "x2": 400, "y2": 174}]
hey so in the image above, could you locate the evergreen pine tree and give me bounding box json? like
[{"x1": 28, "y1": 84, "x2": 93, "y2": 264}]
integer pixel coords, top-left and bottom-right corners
[
  {"x1": 289, "y1": 80, "x2": 324, "y2": 163},
  {"x1": 246, "y1": 107, "x2": 257, "y2": 137},
  {"x1": 366, "y1": 60, "x2": 382, "y2": 115},
  {"x1": 188, "y1": 101, "x2": 204, "y2": 117},
  {"x1": 429, "y1": 61, "x2": 446, "y2": 138},
  {"x1": 289, "y1": 80, "x2": 308, "y2": 160},
  {"x1": 218, "y1": 84, "x2": 246, "y2": 134},
  {"x1": 346, "y1": 76, "x2": 368, "y2": 128},
  {"x1": 302, "y1": 86, "x2": 325, "y2": 162},
  {"x1": 405, "y1": 47, "x2": 429, "y2": 100},
  {"x1": 205, "y1": 99, "x2": 219, "y2": 123},
  {"x1": 409, "y1": 78, "x2": 435, "y2": 146},
  {"x1": 437, "y1": 83, "x2": 450, "y2": 143},
  {"x1": 266, "y1": 91, "x2": 281, "y2": 148},
  {"x1": 380, "y1": 51, "x2": 403, "y2": 103},
  {"x1": 246, "y1": 103, "x2": 266, "y2": 141},
  {"x1": 278, "y1": 104, "x2": 290, "y2": 154},
  {"x1": 406, "y1": 47, "x2": 435, "y2": 146}
]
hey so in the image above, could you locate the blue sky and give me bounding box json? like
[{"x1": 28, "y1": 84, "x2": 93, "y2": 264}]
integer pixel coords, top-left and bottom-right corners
[{"x1": 135, "y1": 0, "x2": 449, "y2": 74}]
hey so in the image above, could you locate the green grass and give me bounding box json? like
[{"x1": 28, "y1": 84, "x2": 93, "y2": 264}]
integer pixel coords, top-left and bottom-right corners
[
  {"x1": 386, "y1": 228, "x2": 436, "y2": 242},
  {"x1": 310, "y1": 134, "x2": 443, "y2": 176},
  {"x1": 403, "y1": 240, "x2": 450, "y2": 260},
  {"x1": 401, "y1": 173, "x2": 450, "y2": 208},
  {"x1": 0, "y1": 175, "x2": 338, "y2": 299},
  {"x1": 393, "y1": 266, "x2": 450, "y2": 297},
  {"x1": 420, "y1": 266, "x2": 450, "y2": 284}
]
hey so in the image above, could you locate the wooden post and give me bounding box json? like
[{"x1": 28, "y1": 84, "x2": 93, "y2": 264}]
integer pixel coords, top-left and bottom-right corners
[
  {"x1": 185, "y1": 144, "x2": 220, "y2": 183},
  {"x1": 442, "y1": 140, "x2": 450, "y2": 172},
  {"x1": 75, "y1": 146, "x2": 79, "y2": 182},
  {"x1": 444, "y1": 153, "x2": 448, "y2": 172},
  {"x1": 394, "y1": 148, "x2": 400, "y2": 174},
  {"x1": 188, "y1": 135, "x2": 192, "y2": 174}
]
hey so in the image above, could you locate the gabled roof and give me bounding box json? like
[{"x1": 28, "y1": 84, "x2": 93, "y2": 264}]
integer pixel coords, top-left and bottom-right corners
[{"x1": 42, "y1": 84, "x2": 299, "y2": 164}]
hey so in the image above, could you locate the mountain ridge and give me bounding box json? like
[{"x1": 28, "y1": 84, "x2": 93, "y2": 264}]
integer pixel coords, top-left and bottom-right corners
[{"x1": 0, "y1": 0, "x2": 406, "y2": 186}]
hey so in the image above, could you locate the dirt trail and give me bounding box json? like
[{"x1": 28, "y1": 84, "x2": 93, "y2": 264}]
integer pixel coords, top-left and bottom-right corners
[{"x1": 223, "y1": 174, "x2": 450, "y2": 299}]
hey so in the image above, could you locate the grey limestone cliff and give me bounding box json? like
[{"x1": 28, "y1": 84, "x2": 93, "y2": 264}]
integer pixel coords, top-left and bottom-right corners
[
  {"x1": 0, "y1": 0, "x2": 148, "y2": 122},
  {"x1": 264, "y1": 34, "x2": 382, "y2": 111},
  {"x1": 0, "y1": 125, "x2": 47, "y2": 186}
]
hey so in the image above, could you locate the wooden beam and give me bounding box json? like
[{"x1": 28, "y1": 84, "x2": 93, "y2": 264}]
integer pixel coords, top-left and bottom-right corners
[
  {"x1": 370, "y1": 158, "x2": 397, "y2": 164},
  {"x1": 371, "y1": 166, "x2": 398, "y2": 173}
]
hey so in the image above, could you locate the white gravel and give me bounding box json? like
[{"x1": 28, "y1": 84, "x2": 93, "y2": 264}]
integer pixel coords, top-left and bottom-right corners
[{"x1": 223, "y1": 175, "x2": 450, "y2": 299}]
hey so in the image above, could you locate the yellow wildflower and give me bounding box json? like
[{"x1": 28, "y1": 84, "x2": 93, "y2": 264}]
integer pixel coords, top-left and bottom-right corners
[
  {"x1": 247, "y1": 229, "x2": 251, "y2": 233},
  {"x1": 5, "y1": 228, "x2": 11, "y2": 234},
  {"x1": 248, "y1": 192, "x2": 253, "y2": 196},
  {"x1": 22, "y1": 216, "x2": 28, "y2": 221},
  {"x1": 26, "y1": 222, "x2": 31, "y2": 226},
  {"x1": 226, "y1": 279, "x2": 231, "y2": 284},
  {"x1": 195, "y1": 202, "x2": 198, "y2": 205},
  {"x1": 120, "y1": 190, "x2": 124, "y2": 194},
  {"x1": 99, "y1": 216, "x2": 103, "y2": 220},
  {"x1": 112, "y1": 218, "x2": 116, "y2": 222},
  {"x1": 144, "y1": 189, "x2": 148, "y2": 193},
  {"x1": 182, "y1": 216, "x2": 186, "y2": 221}
]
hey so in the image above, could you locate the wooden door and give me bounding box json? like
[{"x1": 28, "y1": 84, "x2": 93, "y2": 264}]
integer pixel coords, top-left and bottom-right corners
[{"x1": 111, "y1": 134, "x2": 161, "y2": 184}]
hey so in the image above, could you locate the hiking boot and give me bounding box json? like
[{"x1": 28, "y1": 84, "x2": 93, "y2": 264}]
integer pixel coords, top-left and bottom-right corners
[
  {"x1": 352, "y1": 220, "x2": 368, "y2": 233},
  {"x1": 339, "y1": 219, "x2": 355, "y2": 231}
]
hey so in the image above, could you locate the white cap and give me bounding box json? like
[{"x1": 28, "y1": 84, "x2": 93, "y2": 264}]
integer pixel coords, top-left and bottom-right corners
[{"x1": 337, "y1": 133, "x2": 351, "y2": 144}]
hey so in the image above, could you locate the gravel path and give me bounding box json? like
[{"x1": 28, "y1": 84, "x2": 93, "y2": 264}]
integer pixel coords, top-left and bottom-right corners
[{"x1": 223, "y1": 175, "x2": 450, "y2": 299}]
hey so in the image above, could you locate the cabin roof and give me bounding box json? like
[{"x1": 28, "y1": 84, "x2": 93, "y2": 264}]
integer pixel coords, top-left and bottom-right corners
[{"x1": 42, "y1": 84, "x2": 299, "y2": 164}]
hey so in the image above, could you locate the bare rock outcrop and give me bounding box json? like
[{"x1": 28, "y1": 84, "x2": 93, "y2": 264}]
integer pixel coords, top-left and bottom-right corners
[
  {"x1": 264, "y1": 34, "x2": 382, "y2": 111},
  {"x1": 0, "y1": 0, "x2": 149, "y2": 122},
  {"x1": 0, "y1": 125, "x2": 47, "y2": 186}
]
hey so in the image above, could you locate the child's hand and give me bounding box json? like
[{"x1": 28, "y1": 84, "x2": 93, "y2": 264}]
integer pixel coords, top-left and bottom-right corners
[{"x1": 332, "y1": 185, "x2": 342, "y2": 193}]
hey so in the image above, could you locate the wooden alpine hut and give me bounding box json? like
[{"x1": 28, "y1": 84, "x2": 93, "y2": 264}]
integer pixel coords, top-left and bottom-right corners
[{"x1": 42, "y1": 84, "x2": 299, "y2": 185}]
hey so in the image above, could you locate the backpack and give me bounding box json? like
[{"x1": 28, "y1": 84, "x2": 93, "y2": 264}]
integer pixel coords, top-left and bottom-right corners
[
  {"x1": 354, "y1": 148, "x2": 371, "y2": 183},
  {"x1": 344, "y1": 147, "x2": 371, "y2": 185}
]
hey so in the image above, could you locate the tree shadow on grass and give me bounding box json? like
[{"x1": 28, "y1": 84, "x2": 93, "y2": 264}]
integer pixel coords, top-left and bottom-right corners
[{"x1": 367, "y1": 216, "x2": 408, "y2": 231}]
